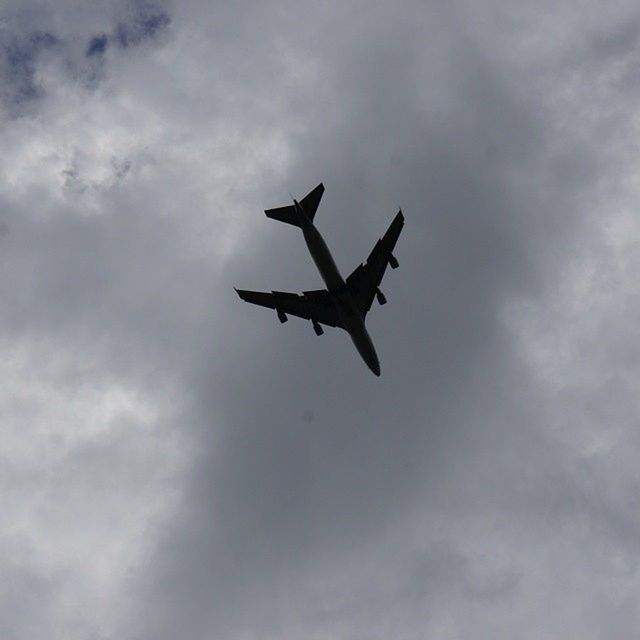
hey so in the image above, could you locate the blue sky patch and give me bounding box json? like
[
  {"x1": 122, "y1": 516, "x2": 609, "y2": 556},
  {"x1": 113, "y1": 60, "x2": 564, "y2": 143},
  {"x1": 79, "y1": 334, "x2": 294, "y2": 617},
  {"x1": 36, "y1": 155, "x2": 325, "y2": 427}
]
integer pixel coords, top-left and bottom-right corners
[
  {"x1": 1, "y1": 30, "x2": 59, "y2": 113},
  {"x1": 114, "y1": 6, "x2": 171, "y2": 49},
  {"x1": 87, "y1": 34, "x2": 109, "y2": 57},
  {"x1": 0, "y1": 5, "x2": 171, "y2": 117}
]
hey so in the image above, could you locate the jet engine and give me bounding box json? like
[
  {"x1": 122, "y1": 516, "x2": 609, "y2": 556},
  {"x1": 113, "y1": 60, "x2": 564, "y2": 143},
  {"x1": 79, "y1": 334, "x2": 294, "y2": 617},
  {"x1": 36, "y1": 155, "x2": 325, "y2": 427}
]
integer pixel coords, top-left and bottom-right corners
[
  {"x1": 389, "y1": 254, "x2": 399, "y2": 269},
  {"x1": 312, "y1": 319, "x2": 324, "y2": 336},
  {"x1": 277, "y1": 309, "x2": 288, "y2": 323},
  {"x1": 376, "y1": 288, "x2": 387, "y2": 305}
]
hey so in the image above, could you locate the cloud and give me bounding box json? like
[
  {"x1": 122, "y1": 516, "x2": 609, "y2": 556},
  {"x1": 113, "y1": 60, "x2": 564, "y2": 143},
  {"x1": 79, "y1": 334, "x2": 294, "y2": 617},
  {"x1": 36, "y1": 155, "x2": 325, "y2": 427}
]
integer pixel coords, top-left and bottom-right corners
[
  {"x1": 0, "y1": 29, "x2": 59, "y2": 113},
  {"x1": 0, "y1": 1, "x2": 171, "y2": 117},
  {"x1": 2, "y1": 1, "x2": 640, "y2": 639},
  {"x1": 113, "y1": 10, "x2": 170, "y2": 49},
  {"x1": 87, "y1": 2, "x2": 171, "y2": 57}
]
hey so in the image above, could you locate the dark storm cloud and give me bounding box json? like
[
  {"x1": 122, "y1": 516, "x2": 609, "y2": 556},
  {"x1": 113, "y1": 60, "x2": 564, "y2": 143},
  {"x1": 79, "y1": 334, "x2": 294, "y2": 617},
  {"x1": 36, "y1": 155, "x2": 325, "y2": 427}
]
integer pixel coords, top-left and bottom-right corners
[
  {"x1": 3, "y1": 1, "x2": 640, "y2": 638},
  {"x1": 119, "y1": 3, "x2": 633, "y2": 639}
]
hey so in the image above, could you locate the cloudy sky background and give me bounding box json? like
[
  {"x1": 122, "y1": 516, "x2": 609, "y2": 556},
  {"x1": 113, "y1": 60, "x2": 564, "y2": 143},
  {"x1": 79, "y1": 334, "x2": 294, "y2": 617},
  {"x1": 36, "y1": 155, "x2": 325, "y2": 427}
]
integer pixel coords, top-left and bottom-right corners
[{"x1": 2, "y1": 0, "x2": 640, "y2": 638}]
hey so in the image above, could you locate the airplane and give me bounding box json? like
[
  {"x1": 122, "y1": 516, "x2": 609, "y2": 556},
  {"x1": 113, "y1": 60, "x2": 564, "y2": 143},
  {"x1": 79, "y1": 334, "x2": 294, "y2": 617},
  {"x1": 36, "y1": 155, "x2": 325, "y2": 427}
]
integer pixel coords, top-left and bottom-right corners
[{"x1": 235, "y1": 183, "x2": 404, "y2": 376}]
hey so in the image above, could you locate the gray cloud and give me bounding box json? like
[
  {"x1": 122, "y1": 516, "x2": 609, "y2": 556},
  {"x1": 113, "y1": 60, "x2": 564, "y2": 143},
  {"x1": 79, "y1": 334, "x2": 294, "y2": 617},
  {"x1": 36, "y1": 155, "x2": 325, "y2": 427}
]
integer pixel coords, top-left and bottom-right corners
[{"x1": 2, "y1": 1, "x2": 640, "y2": 639}]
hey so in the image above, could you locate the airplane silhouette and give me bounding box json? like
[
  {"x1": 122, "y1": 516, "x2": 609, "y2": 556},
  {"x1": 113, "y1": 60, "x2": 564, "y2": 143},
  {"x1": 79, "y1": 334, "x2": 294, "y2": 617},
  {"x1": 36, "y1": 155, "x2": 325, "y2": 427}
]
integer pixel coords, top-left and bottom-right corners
[{"x1": 236, "y1": 183, "x2": 404, "y2": 376}]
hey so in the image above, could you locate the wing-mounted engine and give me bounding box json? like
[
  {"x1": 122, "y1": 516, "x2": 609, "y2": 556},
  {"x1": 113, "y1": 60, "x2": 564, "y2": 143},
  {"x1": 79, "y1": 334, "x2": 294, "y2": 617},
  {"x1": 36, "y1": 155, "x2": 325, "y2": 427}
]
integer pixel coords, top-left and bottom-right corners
[
  {"x1": 277, "y1": 309, "x2": 288, "y2": 323},
  {"x1": 389, "y1": 254, "x2": 399, "y2": 269},
  {"x1": 312, "y1": 319, "x2": 324, "y2": 336}
]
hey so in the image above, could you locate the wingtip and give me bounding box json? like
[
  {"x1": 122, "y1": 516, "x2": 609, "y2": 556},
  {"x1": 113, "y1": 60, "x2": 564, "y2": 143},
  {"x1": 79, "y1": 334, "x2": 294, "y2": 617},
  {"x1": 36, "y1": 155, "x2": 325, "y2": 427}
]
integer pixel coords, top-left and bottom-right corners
[{"x1": 369, "y1": 361, "x2": 381, "y2": 376}]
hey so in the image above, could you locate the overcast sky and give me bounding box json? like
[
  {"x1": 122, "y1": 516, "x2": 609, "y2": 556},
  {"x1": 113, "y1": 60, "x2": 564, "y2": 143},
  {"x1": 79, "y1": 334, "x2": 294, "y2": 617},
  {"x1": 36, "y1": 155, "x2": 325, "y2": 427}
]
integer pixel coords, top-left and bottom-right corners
[{"x1": 2, "y1": 1, "x2": 640, "y2": 638}]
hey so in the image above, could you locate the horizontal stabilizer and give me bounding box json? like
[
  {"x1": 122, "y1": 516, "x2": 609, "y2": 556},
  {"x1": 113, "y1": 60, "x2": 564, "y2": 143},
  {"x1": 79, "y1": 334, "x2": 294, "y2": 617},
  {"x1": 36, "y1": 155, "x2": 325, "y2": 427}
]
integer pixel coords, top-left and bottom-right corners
[
  {"x1": 264, "y1": 183, "x2": 324, "y2": 226},
  {"x1": 264, "y1": 204, "x2": 299, "y2": 226}
]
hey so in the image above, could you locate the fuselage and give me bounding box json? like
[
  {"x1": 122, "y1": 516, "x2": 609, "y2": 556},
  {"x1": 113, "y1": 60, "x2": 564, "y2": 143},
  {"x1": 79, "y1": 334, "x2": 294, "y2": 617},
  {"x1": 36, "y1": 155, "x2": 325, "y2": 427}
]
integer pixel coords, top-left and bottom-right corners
[{"x1": 294, "y1": 201, "x2": 381, "y2": 376}]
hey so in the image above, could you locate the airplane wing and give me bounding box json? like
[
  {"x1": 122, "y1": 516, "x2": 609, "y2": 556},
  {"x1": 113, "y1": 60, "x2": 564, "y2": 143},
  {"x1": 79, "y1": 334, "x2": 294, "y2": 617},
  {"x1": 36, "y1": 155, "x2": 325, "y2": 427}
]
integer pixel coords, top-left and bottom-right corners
[
  {"x1": 235, "y1": 287, "x2": 343, "y2": 328},
  {"x1": 346, "y1": 210, "x2": 404, "y2": 316}
]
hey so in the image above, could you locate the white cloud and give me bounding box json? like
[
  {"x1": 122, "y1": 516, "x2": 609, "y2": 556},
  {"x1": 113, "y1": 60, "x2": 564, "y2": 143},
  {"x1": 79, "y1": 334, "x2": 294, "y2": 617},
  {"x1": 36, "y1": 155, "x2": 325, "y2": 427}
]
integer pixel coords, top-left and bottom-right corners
[{"x1": 0, "y1": 340, "x2": 188, "y2": 639}]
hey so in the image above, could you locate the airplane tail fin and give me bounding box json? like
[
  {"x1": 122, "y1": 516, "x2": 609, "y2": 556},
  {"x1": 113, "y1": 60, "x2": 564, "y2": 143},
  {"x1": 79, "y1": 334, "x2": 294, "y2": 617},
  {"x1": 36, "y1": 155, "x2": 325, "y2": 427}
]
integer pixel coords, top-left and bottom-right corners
[{"x1": 264, "y1": 183, "x2": 324, "y2": 226}]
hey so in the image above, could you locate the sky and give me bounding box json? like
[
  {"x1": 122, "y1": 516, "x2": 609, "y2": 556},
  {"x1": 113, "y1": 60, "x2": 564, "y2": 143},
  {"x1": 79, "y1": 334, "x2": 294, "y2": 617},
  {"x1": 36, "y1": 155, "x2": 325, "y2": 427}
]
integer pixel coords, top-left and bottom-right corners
[{"x1": 2, "y1": 0, "x2": 640, "y2": 638}]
